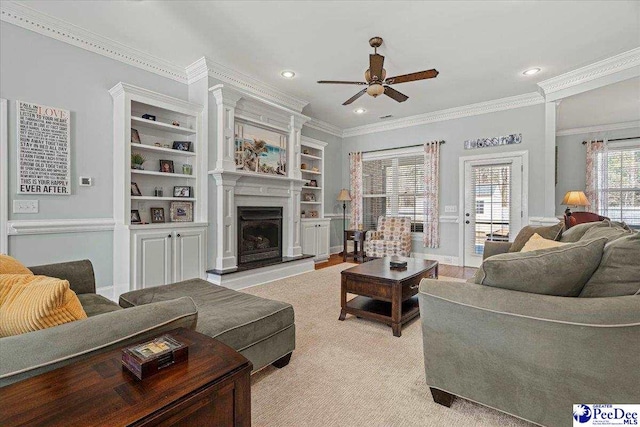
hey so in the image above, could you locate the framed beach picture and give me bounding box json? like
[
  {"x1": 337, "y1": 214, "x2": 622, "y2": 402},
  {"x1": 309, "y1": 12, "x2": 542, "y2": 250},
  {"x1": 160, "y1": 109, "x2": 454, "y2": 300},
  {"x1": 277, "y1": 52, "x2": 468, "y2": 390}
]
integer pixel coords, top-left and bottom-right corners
[{"x1": 233, "y1": 120, "x2": 287, "y2": 176}]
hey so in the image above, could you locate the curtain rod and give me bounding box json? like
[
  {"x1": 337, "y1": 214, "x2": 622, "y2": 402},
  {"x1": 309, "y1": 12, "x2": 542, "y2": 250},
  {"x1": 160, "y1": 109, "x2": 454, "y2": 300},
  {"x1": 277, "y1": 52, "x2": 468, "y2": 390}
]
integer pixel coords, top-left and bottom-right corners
[
  {"x1": 350, "y1": 141, "x2": 445, "y2": 155},
  {"x1": 582, "y1": 136, "x2": 639, "y2": 145}
]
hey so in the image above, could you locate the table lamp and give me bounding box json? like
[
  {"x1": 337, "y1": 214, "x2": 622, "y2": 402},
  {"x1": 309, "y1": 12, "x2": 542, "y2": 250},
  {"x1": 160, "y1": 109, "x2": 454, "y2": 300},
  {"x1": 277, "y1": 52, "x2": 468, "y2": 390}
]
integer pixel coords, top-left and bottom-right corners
[
  {"x1": 562, "y1": 191, "x2": 589, "y2": 215},
  {"x1": 337, "y1": 189, "x2": 351, "y2": 233}
]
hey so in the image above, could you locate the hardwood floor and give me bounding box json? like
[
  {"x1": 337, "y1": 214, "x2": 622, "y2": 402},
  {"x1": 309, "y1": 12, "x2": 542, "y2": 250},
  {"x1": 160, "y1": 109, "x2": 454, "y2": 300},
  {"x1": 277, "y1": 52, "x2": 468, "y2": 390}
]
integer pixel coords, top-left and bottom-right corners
[{"x1": 315, "y1": 254, "x2": 477, "y2": 280}]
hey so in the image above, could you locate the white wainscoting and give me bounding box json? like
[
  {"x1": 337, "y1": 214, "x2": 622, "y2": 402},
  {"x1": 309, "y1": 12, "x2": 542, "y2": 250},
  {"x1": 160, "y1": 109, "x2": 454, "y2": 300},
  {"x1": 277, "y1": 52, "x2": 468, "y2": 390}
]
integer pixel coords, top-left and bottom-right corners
[{"x1": 7, "y1": 218, "x2": 115, "y2": 235}]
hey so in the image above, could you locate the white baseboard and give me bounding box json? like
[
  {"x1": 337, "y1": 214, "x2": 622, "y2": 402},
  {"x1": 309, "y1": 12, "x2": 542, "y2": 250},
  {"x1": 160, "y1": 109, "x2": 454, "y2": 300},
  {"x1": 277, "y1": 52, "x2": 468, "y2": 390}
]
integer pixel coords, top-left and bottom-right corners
[
  {"x1": 411, "y1": 252, "x2": 460, "y2": 266},
  {"x1": 330, "y1": 245, "x2": 343, "y2": 255},
  {"x1": 207, "y1": 258, "x2": 315, "y2": 290}
]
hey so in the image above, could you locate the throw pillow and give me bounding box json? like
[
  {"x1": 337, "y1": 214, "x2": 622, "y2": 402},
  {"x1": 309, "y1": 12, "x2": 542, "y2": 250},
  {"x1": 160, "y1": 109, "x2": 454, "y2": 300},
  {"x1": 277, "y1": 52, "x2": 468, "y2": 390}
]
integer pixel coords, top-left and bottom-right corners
[
  {"x1": 509, "y1": 222, "x2": 564, "y2": 252},
  {"x1": 0, "y1": 255, "x2": 33, "y2": 275},
  {"x1": 0, "y1": 274, "x2": 34, "y2": 307},
  {"x1": 579, "y1": 232, "x2": 640, "y2": 297},
  {"x1": 560, "y1": 220, "x2": 608, "y2": 243},
  {"x1": 0, "y1": 275, "x2": 87, "y2": 337},
  {"x1": 473, "y1": 237, "x2": 607, "y2": 296},
  {"x1": 521, "y1": 233, "x2": 567, "y2": 252}
]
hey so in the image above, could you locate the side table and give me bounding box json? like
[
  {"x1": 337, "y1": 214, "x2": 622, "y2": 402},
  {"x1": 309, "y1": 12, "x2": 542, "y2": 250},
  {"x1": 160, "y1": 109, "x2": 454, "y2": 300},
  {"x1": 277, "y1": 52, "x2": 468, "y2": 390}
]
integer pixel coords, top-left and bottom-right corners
[
  {"x1": 343, "y1": 229, "x2": 367, "y2": 262},
  {"x1": 0, "y1": 328, "x2": 252, "y2": 427}
]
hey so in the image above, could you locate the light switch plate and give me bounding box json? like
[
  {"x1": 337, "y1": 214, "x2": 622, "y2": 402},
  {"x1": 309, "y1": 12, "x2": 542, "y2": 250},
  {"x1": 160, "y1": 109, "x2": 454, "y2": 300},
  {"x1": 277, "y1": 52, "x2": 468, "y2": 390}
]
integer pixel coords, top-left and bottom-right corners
[
  {"x1": 444, "y1": 205, "x2": 457, "y2": 213},
  {"x1": 13, "y1": 200, "x2": 39, "y2": 213}
]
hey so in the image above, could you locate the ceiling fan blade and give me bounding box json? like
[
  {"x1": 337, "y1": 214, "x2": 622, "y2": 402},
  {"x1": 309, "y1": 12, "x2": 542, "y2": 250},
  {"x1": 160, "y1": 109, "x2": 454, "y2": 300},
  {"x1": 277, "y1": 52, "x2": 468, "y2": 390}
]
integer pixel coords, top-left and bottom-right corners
[
  {"x1": 385, "y1": 69, "x2": 439, "y2": 85},
  {"x1": 383, "y1": 86, "x2": 409, "y2": 103},
  {"x1": 317, "y1": 80, "x2": 367, "y2": 85},
  {"x1": 369, "y1": 54, "x2": 385, "y2": 82},
  {"x1": 342, "y1": 88, "x2": 367, "y2": 105}
]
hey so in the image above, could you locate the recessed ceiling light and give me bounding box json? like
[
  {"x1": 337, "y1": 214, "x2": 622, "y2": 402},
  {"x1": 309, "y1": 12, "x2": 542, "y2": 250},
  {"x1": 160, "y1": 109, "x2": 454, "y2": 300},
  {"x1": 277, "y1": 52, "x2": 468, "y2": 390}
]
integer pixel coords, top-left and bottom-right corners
[
  {"x1": 280, "y1": 70, "x2": 295, "y2": 79},
  {"x1": 354, "y1": 108, "x2": 366, "y2": 114},
  {"x1": 522, "y1": 68, "x2": 541, "y2": 76}
]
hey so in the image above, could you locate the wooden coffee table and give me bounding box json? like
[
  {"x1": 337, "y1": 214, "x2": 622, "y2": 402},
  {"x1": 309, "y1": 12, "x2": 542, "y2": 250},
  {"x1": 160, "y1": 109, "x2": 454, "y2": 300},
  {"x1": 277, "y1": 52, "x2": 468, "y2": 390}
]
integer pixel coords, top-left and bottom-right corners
[
  {"x1": 339, "y1": 257, "x2": 438, "y2": 337},
  {"x1": 0, "y1": 328, "x2": 252, "y2": 426}
]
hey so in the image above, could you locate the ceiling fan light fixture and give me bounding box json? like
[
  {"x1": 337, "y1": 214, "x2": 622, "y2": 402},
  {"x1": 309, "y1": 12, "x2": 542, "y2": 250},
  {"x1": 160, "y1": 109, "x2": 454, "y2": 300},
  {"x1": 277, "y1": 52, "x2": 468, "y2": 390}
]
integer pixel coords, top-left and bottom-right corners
[
  {"x1": 366, "y1": 83, "x2": 385, "y2": 97},
  {"x1": 522, "y1": 68, "x2": 541, "y2": 76},
  {"x1": 354, "y1": 108, "x2": 367, "y2": 114},
  {"x1": 280, "y1": 70, "x2": 296, "y2": 79}
]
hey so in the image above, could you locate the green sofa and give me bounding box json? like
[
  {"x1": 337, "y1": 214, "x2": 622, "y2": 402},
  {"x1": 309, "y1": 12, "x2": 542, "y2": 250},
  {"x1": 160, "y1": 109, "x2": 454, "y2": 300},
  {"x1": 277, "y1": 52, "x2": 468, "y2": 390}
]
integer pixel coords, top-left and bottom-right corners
[
  {"x1": 418, "y1": 221, "x2": 640, "y2": 427},
  {"x1": 1, "y1": 259, "x2": 295, "y2": 387}
]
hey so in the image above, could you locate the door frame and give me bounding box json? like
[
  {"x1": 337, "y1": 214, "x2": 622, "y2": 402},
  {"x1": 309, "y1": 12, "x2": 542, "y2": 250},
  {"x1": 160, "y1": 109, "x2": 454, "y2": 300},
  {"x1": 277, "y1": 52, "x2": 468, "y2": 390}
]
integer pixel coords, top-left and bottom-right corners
[
  {"x1": 458, "y1": 150, "x2": 529, "y2": 266},
  {"x1": 0, "y1": 99, "x2": 8, "y2": 254}
]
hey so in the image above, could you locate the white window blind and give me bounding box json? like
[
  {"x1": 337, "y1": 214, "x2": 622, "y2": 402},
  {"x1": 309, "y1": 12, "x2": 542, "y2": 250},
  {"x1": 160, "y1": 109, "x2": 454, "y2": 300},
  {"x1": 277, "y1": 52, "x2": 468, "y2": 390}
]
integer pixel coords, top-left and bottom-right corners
[
  {"x1": 596, "y1": 145, "x2": 640, "y2": 226},
  {"x1": 362, "y1": 153, "x2": 424, "y2": 232},
  {"x1": 471, "y1": 164, "x2": 511, "y2": 254}
]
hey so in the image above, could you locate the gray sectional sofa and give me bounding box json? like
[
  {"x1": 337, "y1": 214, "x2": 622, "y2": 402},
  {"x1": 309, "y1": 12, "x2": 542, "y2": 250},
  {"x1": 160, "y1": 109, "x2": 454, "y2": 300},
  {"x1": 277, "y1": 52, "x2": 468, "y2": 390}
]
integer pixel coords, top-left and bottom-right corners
[
  {"x1": 0, "y1": 260, "x2": 294, "y2": 387},
  {"x1": 418, "y1": 221, "x2": 640, "y2": 427}
]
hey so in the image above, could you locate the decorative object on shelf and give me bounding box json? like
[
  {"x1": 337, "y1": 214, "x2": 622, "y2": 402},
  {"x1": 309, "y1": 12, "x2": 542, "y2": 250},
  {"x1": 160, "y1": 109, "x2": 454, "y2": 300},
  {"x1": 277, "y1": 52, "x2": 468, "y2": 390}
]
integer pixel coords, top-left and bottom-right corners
[
  {"x1": 141, "y1": 114, "x2": 156, "y2": 121},
  {"x1": 131, "y1": 210, "x2": 142, "y2": 224},
  {"x1": 312, "y1": 166, "x2": 319, "y2": 172},
  {"x1": 308, "y1": 210, "x2": 319, "y2": 218},
  {"x1": 131, "y1": 153, "x2": 145, "y2": 170},
  {"x1": 159, "y1": 160, "x2": 174, "y2": 173},
  {"x1": 303, "y1": 149, "x2": 310, "y2": 155},
  {"x1": 234, "y1": 121, "x2": 287, "y2": 175},
  {"x1": 174, "y1": 186, "x2": 192, "y2": 198},
  {"x1": 17, "y1": 101, "x2": 71, "y2": 195},
  {"x1": 182, "y1": 164, "x2": 193, "y2": 175},
  {"x1": 170, "y1": 201, "x2": 193, "y2": 222},
  {"x1": 150, "y1": 207, "x2": 165, "y2": 223},
  {"x1": 154, "y1": 142, "x2": 161, "y2": 147},
  {"x1": 131, "y1": 128, "x2": 141, "y2": 144},
  {"x1": 562, "y1": 190, "x2": 589, "y2": 216},
  {"x1": 337, "y1": 188, "x2": 352, "y2": 235},
  {"x1": 172, "y1": 141, "x2": 191, "y2": 151},
  {"x1": 301, "y1": 163, "x2": 308, "y2": 170},
  {"x1": 163, "y1": 144, "x2": 171, "y2": 149},
  {"x1": 303, "y1": 193, "x2": 316, "y2": 202},
  {"x1": 301, "y1": 210, "x2": 306, "y2": 218},
  {"x1": 121, "y1": 334, "x2": 188, "y2": 380},
  {"x1": 308, "y1": 179, "x2": 318, "y2": 187},
  {"x1": 464, "y1": 133, "x2": 522, "y2": 150},
  {"x1": 131, "y1": 182, "x2": 142, "y2": 196},
  {"x1": 172, "y1": 120, "x2": 180, "y2": 127},
  {"x1": 154, "y1": 186, "x2": 163, "y2": 197}
]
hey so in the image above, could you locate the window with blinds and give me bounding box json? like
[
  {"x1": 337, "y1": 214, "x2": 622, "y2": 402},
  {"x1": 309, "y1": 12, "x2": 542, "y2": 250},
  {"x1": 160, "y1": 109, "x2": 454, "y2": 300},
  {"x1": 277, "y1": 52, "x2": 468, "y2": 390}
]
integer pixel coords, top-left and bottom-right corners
[
  {"x1": 596, "y1": 145, "x2": 640, "y2": 226},
  {"x1": 362, "y1": 153, "x2": 424, "y2": 232}
]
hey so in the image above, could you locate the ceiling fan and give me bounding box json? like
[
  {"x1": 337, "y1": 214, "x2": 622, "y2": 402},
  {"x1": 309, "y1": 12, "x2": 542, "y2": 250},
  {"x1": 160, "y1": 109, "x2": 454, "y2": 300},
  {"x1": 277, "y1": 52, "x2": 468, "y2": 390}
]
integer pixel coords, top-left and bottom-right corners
[{"x1": 318, "y1": 37, "x2": 439, "y2": 106}]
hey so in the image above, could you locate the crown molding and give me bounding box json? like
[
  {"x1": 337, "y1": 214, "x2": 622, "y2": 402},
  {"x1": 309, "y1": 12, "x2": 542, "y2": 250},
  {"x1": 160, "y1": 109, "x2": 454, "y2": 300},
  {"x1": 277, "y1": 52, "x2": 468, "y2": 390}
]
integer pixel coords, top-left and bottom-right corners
[
  {"x1": 187, "y1": 57, "x2": 310, "y2": 113},
  {"x1": 0, "y1": 1, "x2": 187, "y2": 83},
  {"x1": 342, "y1": 92, "x2": 544, "y2": 138},
  {"x1": 303, "y1": 118, "x2": 343, "y2": 138},
  {"x1": 556, "y1": 120, "x2": 640, "y2": 137},
  {"x1": 537, "y1": 48, "x2": 640, "y2": 100}
]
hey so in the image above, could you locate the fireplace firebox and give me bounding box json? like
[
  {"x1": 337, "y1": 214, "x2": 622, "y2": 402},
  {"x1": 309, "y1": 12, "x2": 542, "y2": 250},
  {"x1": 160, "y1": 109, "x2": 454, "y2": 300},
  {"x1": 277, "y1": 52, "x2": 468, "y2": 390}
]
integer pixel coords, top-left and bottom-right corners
[{"x1": 237, "y1": 207, "x2": 283, "y2": 265}]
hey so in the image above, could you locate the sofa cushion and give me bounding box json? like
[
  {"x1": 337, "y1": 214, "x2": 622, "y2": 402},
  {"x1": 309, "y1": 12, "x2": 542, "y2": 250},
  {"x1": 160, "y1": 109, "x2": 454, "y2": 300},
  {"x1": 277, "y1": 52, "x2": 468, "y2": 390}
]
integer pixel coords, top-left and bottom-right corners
[
  {"x1": 77, "y1": 293, "x2": 122, "y2": 317},
  {"x1": 0, "y1": 296, "x2": 197, "y2": 387},
  {"x1": 473, "y1": 237, "x2": 607, "y2": 296},
  {"x1": 0, "y1": 255, "x2": 32, "y2": 275},
  {"x1": 520, "y1": 233, "x2": 567, "y2": 252},
  {"x1": 560, "y1": 220, "x2": 608, "y2": 243},
  {"x1": 119, "y1": 279, "x2": 294, "y2": 353},
  {"x1": 580, "y1": 232, "x2": 640, "y2": 297},
  {"x1": 0, "y1": 275, "x2": 87, "y2": 337},
  {"x1": 580, "y1": 223, "x2": 632, "y2": 243},
  {"x1": 509, "y1": 222, "x2": 564, "y2": 252}
]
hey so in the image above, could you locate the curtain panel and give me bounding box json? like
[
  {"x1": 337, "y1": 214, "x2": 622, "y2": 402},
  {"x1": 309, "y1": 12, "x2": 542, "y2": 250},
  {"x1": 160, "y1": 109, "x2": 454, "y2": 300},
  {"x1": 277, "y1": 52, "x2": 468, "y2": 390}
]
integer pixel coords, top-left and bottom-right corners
[
  {"x1": 585, "y1": 139, "x2": 605, "y2": 212},
  {"x1": 349, "y1": 151, "x2": 363, "y2": 228},
  {"x1": 423, "y1": 141, "x2": 440, "y2": 248}
]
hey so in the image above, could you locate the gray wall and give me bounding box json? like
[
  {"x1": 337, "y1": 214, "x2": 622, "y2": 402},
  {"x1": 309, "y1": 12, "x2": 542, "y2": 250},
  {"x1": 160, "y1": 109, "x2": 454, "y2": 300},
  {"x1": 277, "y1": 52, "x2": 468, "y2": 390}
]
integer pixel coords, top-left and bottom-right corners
[
  {"x1": 1, "y1": 23, "x2": 188, "y2": 290},
  {"x1": 341, "y1": 104, "x2": 546, "y2": 260},
  {"x1": 556, "y1": 127, "x2": 640, "y2": 215}
]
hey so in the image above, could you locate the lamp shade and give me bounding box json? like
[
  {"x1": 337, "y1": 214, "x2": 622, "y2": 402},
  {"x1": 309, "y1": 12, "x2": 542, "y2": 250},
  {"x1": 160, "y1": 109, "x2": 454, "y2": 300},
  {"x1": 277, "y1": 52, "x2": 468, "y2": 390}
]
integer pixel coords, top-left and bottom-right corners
[
  {"x1": 337, "y1": 189, "x2": 351, "y2": 202},
  {"x1": 562, "y1": 191, "x2": 590, "y2": 206}
]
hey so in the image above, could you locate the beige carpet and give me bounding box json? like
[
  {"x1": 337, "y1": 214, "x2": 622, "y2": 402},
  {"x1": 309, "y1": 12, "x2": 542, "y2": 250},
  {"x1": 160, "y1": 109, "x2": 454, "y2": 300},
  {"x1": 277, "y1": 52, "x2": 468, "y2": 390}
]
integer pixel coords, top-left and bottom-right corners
[{"x1": 245, "y1": 264, "x2": 533, "y2": 427}]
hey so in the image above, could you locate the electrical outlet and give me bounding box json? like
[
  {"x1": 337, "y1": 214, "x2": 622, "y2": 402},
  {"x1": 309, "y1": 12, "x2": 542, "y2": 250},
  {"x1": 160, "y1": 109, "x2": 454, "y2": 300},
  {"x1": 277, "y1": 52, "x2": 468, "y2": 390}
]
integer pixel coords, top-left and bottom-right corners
[
  {"x1": 444, "y1": 205, "x2": 457, "y2": 213},
  {"x1": 79, "y1": 176, "x2": 92, "y2": 186},
  {"x1": 13, "y1": 200, "x2": 39, "y2": 213}
]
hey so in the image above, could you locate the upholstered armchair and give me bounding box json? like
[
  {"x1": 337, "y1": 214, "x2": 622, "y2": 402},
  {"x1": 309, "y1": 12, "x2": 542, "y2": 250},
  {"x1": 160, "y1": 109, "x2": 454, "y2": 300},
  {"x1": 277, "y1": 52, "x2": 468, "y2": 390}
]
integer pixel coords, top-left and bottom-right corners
[{"x1": 364, "y1": 216, "x2": 412, "y2": 258}]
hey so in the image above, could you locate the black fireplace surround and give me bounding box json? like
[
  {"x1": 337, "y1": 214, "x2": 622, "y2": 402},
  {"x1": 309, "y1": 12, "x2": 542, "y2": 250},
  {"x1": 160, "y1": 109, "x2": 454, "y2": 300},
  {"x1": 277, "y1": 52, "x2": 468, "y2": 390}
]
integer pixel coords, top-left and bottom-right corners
[{"x1": 237, "y1": 207, "x2": 283, "y2": 265}]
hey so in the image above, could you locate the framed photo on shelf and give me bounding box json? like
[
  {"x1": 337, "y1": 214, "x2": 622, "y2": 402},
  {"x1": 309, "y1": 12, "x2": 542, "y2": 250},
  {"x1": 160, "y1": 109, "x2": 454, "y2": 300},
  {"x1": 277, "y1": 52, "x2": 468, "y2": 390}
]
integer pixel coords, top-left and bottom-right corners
[
  {"x1": 142, "y1": 114, "x2": 156, "y2": 121},
  {"x1": 131, "y1": 182, "x2": 142, "y2": 196},
  {"x1": 131, "y1": 128, "x2": 141, "y2": 144},
  {"x1": 170, "y1": 201, "x2": 193, "y2": 222},
  {"x1": 303, "y1": 193, "x2": 316, "y2": 202},
  {"x1": 131, "y1": 209, "x2": 142, "y2": 224},
  {"x1": 172, "y1": 141, "x2": 191, "y2": 151},
  {"x1": 150, "y1": 207, "x2": 165, "y2": 223},
  {"x1": 173, "y1": 186, "x2": 192, "y2": 198},
  {"x1": 308, "y1": 179, "x2": 318, "y2": 187},
  {"x1": 159, "y1": 160, "x2": 174, "y2": 173},
  {"x1": 308, "y1": 210, "x2": 319, "y2": 218}
]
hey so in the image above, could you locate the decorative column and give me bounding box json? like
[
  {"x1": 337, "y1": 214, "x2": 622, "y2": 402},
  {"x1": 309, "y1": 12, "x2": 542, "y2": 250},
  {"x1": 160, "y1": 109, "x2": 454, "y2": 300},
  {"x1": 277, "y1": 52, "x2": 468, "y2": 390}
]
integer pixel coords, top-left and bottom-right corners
[
  {"x1": 210, "y1": 84, "x2": 242, "y2": 172},
  {"x1": 284, "y1": 115, "x2": 308, "y2": 257},
  {"x1": 544, "y1": 101, "x2": 558, "y2": 218},
  {"x1": 211, "y1": 172, "x2": 240, "y2": 271}
]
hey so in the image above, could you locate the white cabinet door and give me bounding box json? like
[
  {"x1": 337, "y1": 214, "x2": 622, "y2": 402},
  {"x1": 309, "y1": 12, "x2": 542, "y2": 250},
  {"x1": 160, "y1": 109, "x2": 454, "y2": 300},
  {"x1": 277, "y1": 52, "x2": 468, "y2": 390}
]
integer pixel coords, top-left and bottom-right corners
[
  {"x1": 316, "y1": 223, "x2": 330, "y2": 260},
  {"x1": 135, "y1": 231, "x2": 172, "y2": 289},
  {"x1": 302, "y1": 222, "x2": 317, "y2": 256},
  {"x1": 174, "y1": 228, "x2": 205, "y2": 282}
]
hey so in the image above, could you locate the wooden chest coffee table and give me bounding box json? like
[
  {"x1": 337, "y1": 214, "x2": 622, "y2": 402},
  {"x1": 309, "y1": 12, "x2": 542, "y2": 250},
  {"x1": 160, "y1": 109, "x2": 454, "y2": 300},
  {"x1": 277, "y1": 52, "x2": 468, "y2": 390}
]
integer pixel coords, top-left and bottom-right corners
[
  {"x1": 339, "y1": 257, "x2": 438, "y2": 337},
  {"x1": 0, "y1": 328, "x2": 252, "y2": 427}
]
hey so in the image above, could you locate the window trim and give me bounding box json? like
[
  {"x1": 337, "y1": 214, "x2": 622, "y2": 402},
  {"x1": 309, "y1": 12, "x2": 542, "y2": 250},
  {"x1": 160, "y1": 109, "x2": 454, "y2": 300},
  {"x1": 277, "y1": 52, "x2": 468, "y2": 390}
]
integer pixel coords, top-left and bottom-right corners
[{"x1": 595, "y1": 142, "x2": 640, "y2": 225}]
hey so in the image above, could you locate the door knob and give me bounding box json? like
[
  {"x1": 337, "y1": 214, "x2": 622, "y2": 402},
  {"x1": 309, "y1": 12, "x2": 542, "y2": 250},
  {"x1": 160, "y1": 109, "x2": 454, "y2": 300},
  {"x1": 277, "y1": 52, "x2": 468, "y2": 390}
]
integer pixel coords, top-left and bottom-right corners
[
  {"x1": 168, "y1": 234, "x2": 172, "y2": 238},
  {"x1": 177, "y1": 233, "x2": 181, "y2": 237},
  {"x1": 465, "y1": 220, "x2": 470, "y2": 224}
]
